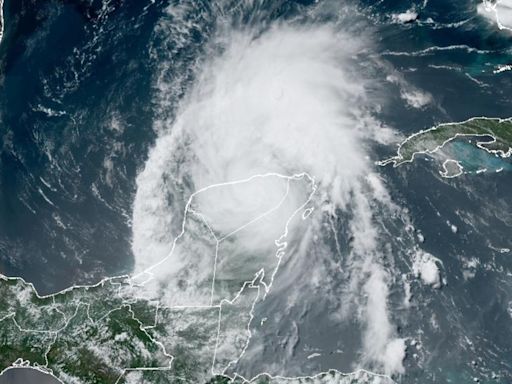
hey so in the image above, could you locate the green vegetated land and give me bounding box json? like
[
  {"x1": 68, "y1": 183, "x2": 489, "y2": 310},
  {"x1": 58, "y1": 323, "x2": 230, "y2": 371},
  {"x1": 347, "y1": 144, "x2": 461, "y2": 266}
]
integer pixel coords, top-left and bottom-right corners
[
  {"x1": 0, "y1": 276, "x2": 165, "y2": 383},
  {"x1": 384, "y1": 117, "x2": 512, "y2": 166},
  {"x1": 0, "y1": 275, "x2": 394, "y2": 384},
  {"x1": 0, "y1": 275, "x2": 213, "y2": 384}
]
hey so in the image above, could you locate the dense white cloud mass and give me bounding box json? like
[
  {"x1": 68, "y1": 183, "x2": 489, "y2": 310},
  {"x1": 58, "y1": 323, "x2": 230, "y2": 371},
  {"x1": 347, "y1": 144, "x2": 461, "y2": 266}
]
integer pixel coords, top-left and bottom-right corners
[
  {"x1": 413, "y1": 250, "x2": 442, "y2": 289},
  {"x1": 132, "y1": 19, "x2": 408, "y2": 376},
  {"x1": 392, "y1": 9, "x2": 418, "y2": 24},
  {"x1": 181, "y1": 26, "x2": 372, "y2": 202},
  {"x1": 133, "y1": 24, "x2": 372, "y2": 271},
  {"x1": 362, "y1": 264, "x2": 406, "y2": 375},
  {"x1": 478, "y1": 0, "x2": 512, "y2": 31}
]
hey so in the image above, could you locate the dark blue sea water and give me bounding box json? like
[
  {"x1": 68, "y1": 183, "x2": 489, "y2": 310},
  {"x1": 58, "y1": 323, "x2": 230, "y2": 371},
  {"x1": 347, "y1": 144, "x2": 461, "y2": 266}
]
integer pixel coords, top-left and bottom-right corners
[
  {"x1": 0, "y1": 0, "x2": 511, "y2": 383},
  {"x1": 0, "y1": 0, "x2": 159, "y2": 292},
  {"x1": 0, "y1": 367, "x2": 59, "y2": 384}
]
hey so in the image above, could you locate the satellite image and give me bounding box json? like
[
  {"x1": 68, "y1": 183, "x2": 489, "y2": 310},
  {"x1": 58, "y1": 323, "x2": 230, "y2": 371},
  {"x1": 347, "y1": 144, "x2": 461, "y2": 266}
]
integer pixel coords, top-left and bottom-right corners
[{"x1": 0, "y1": 0, "x2": 511, "y2": 383}]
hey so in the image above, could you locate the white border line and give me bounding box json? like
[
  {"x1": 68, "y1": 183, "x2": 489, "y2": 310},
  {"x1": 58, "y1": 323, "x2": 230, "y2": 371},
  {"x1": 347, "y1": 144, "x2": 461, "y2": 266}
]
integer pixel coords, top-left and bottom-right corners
[
  {"x1": 378, "y1": 116, "x2": 512, "y2": 167},
  {"x1": 481, "y1": 0, "x2": 512, "y2": 32},
  {"x1": 0, "y1": 171, "x2": 394, "y2": 384},
  {"x1": 439, "y1": 159, "x2": 464, "y2": 178}
]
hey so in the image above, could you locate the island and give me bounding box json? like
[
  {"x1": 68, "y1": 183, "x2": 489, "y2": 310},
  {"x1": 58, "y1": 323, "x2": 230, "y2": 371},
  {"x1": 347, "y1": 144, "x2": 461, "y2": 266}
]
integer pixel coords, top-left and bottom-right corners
[{"x1": 380, "y1": 117, "x2": 512, "y2": 167}]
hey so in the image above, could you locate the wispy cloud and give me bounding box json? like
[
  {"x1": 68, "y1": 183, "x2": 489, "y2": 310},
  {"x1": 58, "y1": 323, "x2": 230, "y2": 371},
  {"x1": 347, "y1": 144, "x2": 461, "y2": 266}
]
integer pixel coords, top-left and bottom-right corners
[{"x1": 132, "y1": 17, "x2": 408, "y2": 376}]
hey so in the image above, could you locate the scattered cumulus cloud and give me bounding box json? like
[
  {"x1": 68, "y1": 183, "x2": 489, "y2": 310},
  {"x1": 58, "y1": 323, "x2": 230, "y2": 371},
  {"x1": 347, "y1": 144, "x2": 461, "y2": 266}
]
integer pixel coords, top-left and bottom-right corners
[
  {"x1": 386, "y1": 74, "x2": 433, "y2": 109},
  {"x1": 132, "y1": 18, "x2": 410, "y2": 377}
]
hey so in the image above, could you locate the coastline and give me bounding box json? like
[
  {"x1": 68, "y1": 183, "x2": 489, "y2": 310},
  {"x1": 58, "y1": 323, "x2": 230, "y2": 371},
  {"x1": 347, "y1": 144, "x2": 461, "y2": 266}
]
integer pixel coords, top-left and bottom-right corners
[
  {"x1": 0, "y1": 0, "x2": 4, "y2": 45},
  {"x1": 377, "y1": 116, "x2": 512, "y2": 167}
]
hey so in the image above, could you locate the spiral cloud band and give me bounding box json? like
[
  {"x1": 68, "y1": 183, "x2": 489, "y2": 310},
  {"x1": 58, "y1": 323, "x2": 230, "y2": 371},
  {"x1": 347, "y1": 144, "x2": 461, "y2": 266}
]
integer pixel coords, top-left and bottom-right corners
[{"x1": 132, "y1": 21, "x2": 406, "y2": 376}]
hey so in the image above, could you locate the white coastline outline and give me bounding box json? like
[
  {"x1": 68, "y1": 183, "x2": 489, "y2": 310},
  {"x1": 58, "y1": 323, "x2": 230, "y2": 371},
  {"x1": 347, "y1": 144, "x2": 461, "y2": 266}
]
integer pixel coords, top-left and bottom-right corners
[
  {"x1": 480, "y1": 0, "x2": 512, "y2": 32},
  {"x1": 0, "y1": 171, "x2": 396, "y2": 384},
  {"x1": 377, "y1": 116, "x2": 512, "y2": 169},
  {"x1": 439, "y1": 159, "x2": 464, "y2": 178}
]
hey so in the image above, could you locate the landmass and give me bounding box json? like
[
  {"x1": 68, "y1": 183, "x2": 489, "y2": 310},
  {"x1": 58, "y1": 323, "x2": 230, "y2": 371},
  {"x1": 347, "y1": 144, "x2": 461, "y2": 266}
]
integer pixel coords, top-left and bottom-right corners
[
  {"x1": 0, "y1": 274, "x2": 393, "y2": 384},
  {"x1": 439, "y1": 159, "x2": 463, "y2": 178},
  {"x1": 478, "y1": 0, "x2": 512, "y2": 32},
  {"x1": 0, "y1": 173, "x2": 394, "y2": 384},
  {"x1": 380, "y1": 117, "x2": 512, "y2": 166}
]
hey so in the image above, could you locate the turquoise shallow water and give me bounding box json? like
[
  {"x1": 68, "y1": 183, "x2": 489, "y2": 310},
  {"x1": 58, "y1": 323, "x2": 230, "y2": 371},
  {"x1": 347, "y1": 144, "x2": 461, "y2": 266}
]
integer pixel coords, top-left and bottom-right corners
[
  {"x1": 0, "y1": 0, "x2": 512, "y2": 383},
  {"x1": 445, "y1": 140, "x2": 512, "y2": 174}
]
